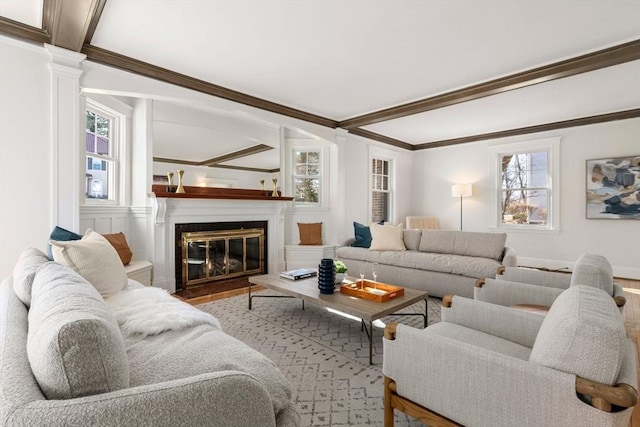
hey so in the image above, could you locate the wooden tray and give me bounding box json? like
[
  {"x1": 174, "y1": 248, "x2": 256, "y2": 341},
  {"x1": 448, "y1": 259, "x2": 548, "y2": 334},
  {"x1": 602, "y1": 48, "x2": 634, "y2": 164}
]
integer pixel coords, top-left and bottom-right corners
[{"x1": 340, "y1": 279, "x2": 404, "y2": 303}]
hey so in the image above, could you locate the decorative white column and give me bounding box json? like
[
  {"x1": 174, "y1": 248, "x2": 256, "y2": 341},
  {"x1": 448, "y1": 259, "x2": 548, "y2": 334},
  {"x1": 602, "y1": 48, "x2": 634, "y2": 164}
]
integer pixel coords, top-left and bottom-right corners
[
  {"x1": 330, "y1": 128, "x2": 349, "y2": 244},
  {"x1": 45, "y1": 44, "x2": 86, "y2": 233}
]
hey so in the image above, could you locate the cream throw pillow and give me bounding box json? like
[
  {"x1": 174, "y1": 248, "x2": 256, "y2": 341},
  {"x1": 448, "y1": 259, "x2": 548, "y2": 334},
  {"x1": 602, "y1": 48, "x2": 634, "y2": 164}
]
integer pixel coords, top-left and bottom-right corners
[
  {"x1": 369, "y1": 223, "x2": 406, "y2": 251},
  {"x1": 51, "y1": 229, "x2": 128, "y2": 297}
]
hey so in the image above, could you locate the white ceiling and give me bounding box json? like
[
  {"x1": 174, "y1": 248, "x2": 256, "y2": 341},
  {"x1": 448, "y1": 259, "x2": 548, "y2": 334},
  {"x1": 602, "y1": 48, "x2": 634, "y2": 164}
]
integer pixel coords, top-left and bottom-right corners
[{"x1": 2, "y1": 0, "x2": 639, "y2": 168}]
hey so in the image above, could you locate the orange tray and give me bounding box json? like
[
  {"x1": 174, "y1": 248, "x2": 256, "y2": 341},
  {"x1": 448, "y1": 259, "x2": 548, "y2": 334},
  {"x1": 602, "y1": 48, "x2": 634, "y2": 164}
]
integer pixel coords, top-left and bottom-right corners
[{"x1": 340, "y1": 279, "x2": 404, "y2": 303}]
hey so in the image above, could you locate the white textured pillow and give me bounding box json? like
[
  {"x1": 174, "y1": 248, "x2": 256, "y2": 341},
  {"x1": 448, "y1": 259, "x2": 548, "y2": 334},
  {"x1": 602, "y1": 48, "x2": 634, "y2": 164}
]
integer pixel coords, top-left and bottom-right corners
[
  {"x1": 370, "y1": 223, "x2": 406, "y2": 251},
  {"x1": 51, "y1": 229, "x2": 128, "y2": 297}
]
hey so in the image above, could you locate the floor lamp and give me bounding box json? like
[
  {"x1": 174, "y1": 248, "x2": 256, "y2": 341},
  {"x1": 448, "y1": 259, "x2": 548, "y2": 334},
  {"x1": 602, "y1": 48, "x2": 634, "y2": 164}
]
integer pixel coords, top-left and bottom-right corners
[{"x1": 451, "y1": 184, "x2": 472, "y2": 231}]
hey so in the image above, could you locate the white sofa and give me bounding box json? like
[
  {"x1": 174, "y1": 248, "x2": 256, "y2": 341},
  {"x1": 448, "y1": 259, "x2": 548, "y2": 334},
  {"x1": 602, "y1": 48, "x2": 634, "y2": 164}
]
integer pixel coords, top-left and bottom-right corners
[
  {"x1": 0, "y1": 248, "x2": 299, "y2": 426},
  {"x1": 336, "y1": 230, "x2": 517, "y2": 298}
]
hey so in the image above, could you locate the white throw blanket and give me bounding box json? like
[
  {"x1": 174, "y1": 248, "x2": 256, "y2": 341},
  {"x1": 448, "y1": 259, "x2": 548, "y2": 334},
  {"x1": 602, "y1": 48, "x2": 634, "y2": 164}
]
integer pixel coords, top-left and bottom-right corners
[{"x1": 106, "y1": 287, "x2": 221, "y2": 337}]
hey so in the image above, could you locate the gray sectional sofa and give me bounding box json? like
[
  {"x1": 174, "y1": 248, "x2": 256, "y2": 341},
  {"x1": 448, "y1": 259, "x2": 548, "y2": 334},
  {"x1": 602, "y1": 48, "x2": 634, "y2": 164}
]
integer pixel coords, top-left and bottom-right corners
[
  {"x1": 336, "y1": 230, "x2": 517, "y2": 298},
  {"x1": 0, "y1": 249, "x2": 299, "y2": 427}
]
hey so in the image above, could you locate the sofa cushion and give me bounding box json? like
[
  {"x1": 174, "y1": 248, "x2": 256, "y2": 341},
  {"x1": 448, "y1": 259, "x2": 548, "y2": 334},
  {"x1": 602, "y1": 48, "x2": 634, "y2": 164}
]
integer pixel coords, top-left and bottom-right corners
[
  {"x1": 403, "y1": 229, "x2": 422, "y2": 251},
  {"x1": 12, "y1": 247, "x2": 49, "y2": 307},
  {"x1": 46, "y1": 226, "x2": 82, "y2": 260},
  {"x1": 570, "y1": 253, "x2": 614, "y2": 295},
  {"x1": 27, "y1": 262, "x2": 129, "y2": 399},
  {"x1": 51, "y1": 228, "x2": 128, "y2": 297},
  {"x1": 418, "y1": 230, "x2": 507, "y2": 261},
  {"x1": 336, "y1": 246, "x2": 501, "y2": 279},
  {"x1": 102, "y1": 232, "x2": 133, "y2": 265},
  {"x1": 370, "y1": 223, "x2": 406, "y2": 251},
  {"x1": 529, "y1": 285, "x2": 626, "y2": 385}
]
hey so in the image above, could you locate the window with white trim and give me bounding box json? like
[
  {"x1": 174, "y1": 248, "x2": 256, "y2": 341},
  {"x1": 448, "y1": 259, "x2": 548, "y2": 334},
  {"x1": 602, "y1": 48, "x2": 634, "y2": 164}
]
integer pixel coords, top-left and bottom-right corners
[
  {"x1": 490, "y1": 137, "x2": 560, "y2": 231},
  {"x1": 371, "y1": 158, "x2": 391, "y2": 223},
  {"x1": 293, "y1": 150, "x2": 320, "y2": 204},
  {"x1": 84, "y1": 101, "x2": 121, "y2": 203}
]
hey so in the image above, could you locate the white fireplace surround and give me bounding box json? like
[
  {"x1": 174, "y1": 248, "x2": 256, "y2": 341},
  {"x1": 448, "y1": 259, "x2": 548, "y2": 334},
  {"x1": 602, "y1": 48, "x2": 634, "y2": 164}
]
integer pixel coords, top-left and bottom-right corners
[{"x1": 151, "y1": 195, "x2": 289, "y2": 293}]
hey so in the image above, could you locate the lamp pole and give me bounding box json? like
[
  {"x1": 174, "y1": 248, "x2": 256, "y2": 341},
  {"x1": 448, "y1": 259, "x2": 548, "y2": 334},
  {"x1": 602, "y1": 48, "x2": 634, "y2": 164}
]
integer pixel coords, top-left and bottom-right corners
[{"x1": 459, "y1": 195, "x2": 463, "y2": 231}]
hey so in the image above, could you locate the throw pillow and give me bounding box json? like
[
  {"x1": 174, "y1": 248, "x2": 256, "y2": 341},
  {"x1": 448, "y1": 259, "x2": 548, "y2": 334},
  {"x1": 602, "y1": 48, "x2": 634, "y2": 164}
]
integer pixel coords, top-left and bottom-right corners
[
  {"x1": 351, "y1": 222, "x2": 373, "y2": 248},
  {"x1": 50, "y1": 229, "x2": 128, "y2": 297},
  {"x1": 12, "y1": 247, "x2": 50, "y2": 307},
  {"x1": 102, "y1": 232, "x2": 133, "y2": 265},
  {"x1": 46, "y1": 226, "x2": 82, "y2": 260},
  {"x1": 27, "y1": 262, "x2": 129, "y2": 399},
  {"x1": 298, "y1": 222, "x2": 323, "y2": 245},
  {"x1": 370, "y1": 223, "x2": 406, "y2": 251}
]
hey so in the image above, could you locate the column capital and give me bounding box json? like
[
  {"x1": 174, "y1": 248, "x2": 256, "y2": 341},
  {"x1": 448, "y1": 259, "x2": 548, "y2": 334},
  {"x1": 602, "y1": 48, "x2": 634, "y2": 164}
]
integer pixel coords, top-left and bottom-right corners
[{"x1": 45, "y1": 44, "x2": 86, "y2": 69}]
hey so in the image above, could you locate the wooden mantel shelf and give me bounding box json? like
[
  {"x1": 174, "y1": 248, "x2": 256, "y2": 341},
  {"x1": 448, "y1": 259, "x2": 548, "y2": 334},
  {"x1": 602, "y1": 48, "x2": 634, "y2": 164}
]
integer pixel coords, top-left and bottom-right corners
[{"x1": 151, "y1": 185, "x2": 293, "y2": 201}]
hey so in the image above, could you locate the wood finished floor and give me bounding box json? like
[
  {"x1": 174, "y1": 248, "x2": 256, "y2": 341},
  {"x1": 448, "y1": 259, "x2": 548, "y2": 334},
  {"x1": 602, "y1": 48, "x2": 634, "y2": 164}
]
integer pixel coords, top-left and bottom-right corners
[{"x1": 181, "y1": 277, "x2": 640, "y2": 426}]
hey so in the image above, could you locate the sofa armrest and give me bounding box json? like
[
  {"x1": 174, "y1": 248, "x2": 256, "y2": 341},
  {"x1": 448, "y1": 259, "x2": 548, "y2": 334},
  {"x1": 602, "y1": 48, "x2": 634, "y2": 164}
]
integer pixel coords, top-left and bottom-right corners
[
  {"x1": 501, "y1": 246, "x2": 518, "y2": 267},
  {"x1": 474, "y1": 278, "x2": 564, "y2": 309},
  {"x1": 5, "y1": 371, "x2": 280, "y2": 427},
  {"x1": 441, "y1": 295, "x2": 544, "y2": 348},
  {"x1": 383, "y1": 325, "x2": 636, "y2": 426}
]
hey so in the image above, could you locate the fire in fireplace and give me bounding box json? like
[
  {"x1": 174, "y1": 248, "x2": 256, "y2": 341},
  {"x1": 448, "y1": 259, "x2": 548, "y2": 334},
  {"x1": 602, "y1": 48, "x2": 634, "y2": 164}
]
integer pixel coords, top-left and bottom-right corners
[{"x1": 175, "y1": 221, "x2": 268, "y2": 291}]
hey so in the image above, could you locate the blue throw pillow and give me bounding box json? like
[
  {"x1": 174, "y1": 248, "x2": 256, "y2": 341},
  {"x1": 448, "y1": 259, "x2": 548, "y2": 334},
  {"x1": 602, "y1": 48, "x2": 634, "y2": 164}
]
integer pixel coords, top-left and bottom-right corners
[
  {"x1": 351, "y1": 222, "x2": 373, "y2": 248},
  {"x1": 47, "y1": 226, "x2": 82, "y2": 260}
]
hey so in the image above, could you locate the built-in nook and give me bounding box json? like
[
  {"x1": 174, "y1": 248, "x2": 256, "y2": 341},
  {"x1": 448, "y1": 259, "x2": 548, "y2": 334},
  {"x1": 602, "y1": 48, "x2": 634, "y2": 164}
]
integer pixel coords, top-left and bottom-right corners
[{"x1": 174, "y1": 221, "x2": 268, "y2": 292}]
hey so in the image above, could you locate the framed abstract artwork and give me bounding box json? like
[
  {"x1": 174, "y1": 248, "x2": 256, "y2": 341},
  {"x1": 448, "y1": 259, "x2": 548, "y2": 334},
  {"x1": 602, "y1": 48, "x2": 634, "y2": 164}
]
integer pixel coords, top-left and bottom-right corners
[{"x1": 586, "y1": 155, "x2": 640, "y2": 219}]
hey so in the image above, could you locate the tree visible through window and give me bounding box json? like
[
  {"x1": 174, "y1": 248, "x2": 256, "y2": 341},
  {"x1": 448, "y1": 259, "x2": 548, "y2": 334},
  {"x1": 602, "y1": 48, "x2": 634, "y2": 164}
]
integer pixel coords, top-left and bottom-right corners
[
  {"x1": 371, "y1": 158, "x2": 390, "y2": 223},
  {"x1": 500, "y1": 151, "x2": 549, "y2": 225},
  {"x1": 293, "y1": 150, "x2": 320, "y2": 204},
  {"x1": 85, "y1": 108, "x2": 116, "y2": 200}
]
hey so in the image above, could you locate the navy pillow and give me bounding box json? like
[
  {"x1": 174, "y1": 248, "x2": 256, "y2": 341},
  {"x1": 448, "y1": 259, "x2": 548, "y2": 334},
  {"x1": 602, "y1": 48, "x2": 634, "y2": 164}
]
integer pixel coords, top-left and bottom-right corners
[
  {"x1": 47, "y1": 226, "x2": 82, "y2": 260},
  {"x1": 351, "y1": 222, "x2": 373, "y2": 248}
]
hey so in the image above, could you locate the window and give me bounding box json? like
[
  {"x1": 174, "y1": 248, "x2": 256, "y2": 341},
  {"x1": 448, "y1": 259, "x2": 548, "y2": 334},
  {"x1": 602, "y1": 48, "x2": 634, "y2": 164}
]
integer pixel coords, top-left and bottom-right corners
[
  {"x1": 371, "y1": 158, "x2": 391, "y2": 223},
  {"x1": 293, "y1": 150, "x2": 320, "y2": 204},
  {"x1": 85, "y1": 103, "x2": 119, "y2": 202},
  {"x1": 490, "y1": 138, "x2": 560, "y2": 231}
]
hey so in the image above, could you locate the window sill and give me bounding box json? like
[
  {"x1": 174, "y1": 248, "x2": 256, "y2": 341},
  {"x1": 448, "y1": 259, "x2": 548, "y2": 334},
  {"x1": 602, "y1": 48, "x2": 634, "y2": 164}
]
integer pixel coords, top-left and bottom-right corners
[{"x1": 489, "y1": 225, "x2": 560, "y2": 235}]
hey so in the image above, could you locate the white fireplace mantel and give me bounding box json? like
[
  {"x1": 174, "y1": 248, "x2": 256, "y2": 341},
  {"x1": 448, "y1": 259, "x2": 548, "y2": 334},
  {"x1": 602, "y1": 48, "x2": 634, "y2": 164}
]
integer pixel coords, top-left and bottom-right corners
[{"x1": 151, "y1": 196, "x2": 290, "y2": 293}]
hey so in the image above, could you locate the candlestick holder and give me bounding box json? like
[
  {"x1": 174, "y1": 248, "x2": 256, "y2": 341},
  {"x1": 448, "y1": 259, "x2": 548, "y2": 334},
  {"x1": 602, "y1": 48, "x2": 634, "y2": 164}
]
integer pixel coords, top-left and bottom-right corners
[
  {"x1": 271, "y1": 178, "x2": 278, "y2": 197},
  {"x1": 176, "y1": 170, "x2": 186, "y2": 194}
]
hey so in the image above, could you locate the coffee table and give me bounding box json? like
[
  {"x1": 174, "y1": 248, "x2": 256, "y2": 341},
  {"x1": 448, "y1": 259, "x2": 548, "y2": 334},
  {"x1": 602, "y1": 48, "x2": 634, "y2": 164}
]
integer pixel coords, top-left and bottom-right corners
[{"x1": 248, "y1": 274, "x2": 429, "y2": 365}]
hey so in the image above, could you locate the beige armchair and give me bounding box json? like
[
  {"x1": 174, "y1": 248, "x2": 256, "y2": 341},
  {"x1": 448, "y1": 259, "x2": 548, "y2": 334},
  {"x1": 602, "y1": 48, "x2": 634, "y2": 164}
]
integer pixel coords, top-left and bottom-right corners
[
  {"x1": 383, "y1": 286, "x2": 637, "y2": 427},
  {"x1": 475, "y1": 253, "x2": 626, "y2": 313},
  {"x1": 405, "y1": 216, "x2": 439, "y2": 230}
]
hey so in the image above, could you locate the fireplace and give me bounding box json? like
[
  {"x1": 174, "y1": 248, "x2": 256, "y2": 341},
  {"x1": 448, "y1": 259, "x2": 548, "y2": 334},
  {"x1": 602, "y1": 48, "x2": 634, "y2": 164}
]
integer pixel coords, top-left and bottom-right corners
[{"x1": 175, "y1": 221, "x2": 268, "y2": 291}]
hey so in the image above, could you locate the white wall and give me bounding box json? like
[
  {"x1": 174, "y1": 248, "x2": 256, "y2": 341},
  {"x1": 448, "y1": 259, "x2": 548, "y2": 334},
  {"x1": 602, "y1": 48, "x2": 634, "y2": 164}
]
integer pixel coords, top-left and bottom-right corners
[
  {"x1": 0, "y1": 37, "x2": 52, "y2": 278},
  {"x1": 412, "y1": 118, "x2": 640, "y2": 278}
]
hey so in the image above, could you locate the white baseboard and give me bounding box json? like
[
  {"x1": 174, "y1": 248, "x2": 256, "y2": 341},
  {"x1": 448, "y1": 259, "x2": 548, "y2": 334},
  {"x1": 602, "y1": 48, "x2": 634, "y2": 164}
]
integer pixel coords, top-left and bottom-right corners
[{"x1": 518, "y1": 257, "x2": 640, "y2": 280}]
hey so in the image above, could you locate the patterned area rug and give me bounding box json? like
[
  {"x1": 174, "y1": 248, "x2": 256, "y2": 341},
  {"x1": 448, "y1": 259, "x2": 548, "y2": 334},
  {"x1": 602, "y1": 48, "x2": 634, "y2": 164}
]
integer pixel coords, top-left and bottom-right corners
[{"x1": 197, "y1": 289, "x2": 442, "y2": 427}]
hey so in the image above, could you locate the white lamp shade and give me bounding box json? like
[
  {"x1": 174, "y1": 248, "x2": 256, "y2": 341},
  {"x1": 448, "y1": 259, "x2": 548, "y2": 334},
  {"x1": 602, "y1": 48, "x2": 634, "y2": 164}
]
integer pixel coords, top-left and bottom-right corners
[{"x1": 451, "y1": 184, "x2": 472, "y2": 197}]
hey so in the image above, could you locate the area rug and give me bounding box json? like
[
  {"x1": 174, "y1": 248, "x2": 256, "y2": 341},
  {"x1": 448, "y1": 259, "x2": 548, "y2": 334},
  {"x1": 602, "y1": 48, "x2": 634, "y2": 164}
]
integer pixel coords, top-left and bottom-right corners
[{"x1": 197, "y1": 289, "x2": 442, "y2": 427}]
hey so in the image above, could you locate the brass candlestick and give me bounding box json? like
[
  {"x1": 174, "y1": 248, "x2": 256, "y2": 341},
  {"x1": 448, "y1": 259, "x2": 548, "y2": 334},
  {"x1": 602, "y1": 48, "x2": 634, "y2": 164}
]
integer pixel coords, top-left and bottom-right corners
[
  {"x1": 167, "y1": 172, "x2": 175, "y2": 192},
  {"x1": 176, "y1": 169, "x2": 186, "y2": 193},
  {"x1": 271, "y1": 178, "x2": 278, "y2": 197}
]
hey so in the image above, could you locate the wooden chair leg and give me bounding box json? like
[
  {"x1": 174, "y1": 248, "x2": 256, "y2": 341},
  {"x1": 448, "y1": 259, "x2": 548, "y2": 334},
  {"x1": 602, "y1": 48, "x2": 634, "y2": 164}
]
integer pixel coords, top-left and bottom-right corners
[{"x1": 384, "y1": 376, "x2": 395, "y2": 427}]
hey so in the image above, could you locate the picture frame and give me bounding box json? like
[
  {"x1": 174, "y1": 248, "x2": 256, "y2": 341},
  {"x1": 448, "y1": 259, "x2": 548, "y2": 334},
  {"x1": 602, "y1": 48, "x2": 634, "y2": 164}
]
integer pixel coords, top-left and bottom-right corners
[
  {"x1": 153, "y1": 174, "x2": 169, "y2": 184},
  {"x1": 586, "y1": 155, "x2": 640, "y2": 219}
]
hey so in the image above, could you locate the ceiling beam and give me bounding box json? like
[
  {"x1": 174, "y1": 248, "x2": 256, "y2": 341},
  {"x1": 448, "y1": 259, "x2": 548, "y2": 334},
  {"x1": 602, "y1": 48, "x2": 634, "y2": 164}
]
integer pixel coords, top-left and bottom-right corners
[
  {"x1": 347, "y1": 128, "x2": 415, "y2": 151},
  {"x1": 0, "y1": 16, "x2": 49, "y2": 44},
  {"x1": 413, "y1": 109, "x2": 640, "y2": 150},
  {"x1": 153, "y1": 157, "x2": 278, "y2": 173},
  {"x1": 339, "y1": 39, "x2": 640, "y2": 130},
  {"x1": 42, "y1": 0, "x2": 106, "y2": 52},
  {"x1": 81, "y1": 45, "x2": 339, "y2": 129},
  {"x1": 201, "y1": 144, "x2": 273, "y2": 166}
]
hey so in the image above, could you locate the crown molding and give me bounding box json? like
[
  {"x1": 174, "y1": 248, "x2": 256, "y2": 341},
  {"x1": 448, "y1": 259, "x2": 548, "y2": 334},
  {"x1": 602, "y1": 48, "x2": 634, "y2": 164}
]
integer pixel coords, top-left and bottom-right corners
[
  {"x1": 347, "y1": 128, "x2": 415, "y2": 151},
  {"x1": 413, "y1": 109, "x2": 640, "y2": 150},
  {"x1": 339, "y1": 39, "x2": 640, "y2": 129},
  {"x1": 201, "y1": 144, "x2": 273, "y2": 166},
  {"x1": 43, "y1": 0, "x2": 106, "y2": 52},
  {"x1": 0, "y1": 16, "x2": 49, "y2": 44}
]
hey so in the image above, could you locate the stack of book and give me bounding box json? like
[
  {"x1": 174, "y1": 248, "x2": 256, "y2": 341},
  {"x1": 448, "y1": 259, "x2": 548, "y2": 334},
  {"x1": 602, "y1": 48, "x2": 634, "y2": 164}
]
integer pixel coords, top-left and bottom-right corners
[{"x1": 280, "y1": 268, "x2": 317, "y2": 280}]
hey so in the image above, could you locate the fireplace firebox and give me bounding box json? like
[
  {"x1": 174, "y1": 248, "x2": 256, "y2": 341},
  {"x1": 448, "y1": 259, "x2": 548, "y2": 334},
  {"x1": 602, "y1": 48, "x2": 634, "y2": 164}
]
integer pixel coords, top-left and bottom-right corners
[{"x1": 175, "y1": 221, "x2": 268, "y2": 291}]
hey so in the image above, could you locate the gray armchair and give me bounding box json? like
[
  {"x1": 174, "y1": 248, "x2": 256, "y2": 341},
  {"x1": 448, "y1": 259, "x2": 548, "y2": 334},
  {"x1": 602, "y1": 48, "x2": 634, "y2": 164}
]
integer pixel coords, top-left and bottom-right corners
[
  {"x1": 475, "y1": 253, "x2": 626, "y2": 313},
  {"x1": 383, "y1": 286, "x2": 637, "y2": 427}
]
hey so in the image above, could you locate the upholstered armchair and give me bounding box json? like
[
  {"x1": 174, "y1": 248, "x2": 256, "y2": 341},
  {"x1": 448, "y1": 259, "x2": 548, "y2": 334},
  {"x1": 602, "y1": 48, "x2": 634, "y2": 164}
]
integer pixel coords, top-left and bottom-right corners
[
  {"x1": 383, "y1": 286, "x2": 637, "y2": 427},
  {"x1": 475, "y1": 253, "x2": 626, "y2": 313}
]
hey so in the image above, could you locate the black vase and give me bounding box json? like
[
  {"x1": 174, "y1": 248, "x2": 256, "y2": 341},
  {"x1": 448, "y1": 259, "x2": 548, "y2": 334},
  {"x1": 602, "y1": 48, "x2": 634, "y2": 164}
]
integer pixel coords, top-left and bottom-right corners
[{"x1": 318, "y1": 258, "x2": 335, "y2": 294}]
